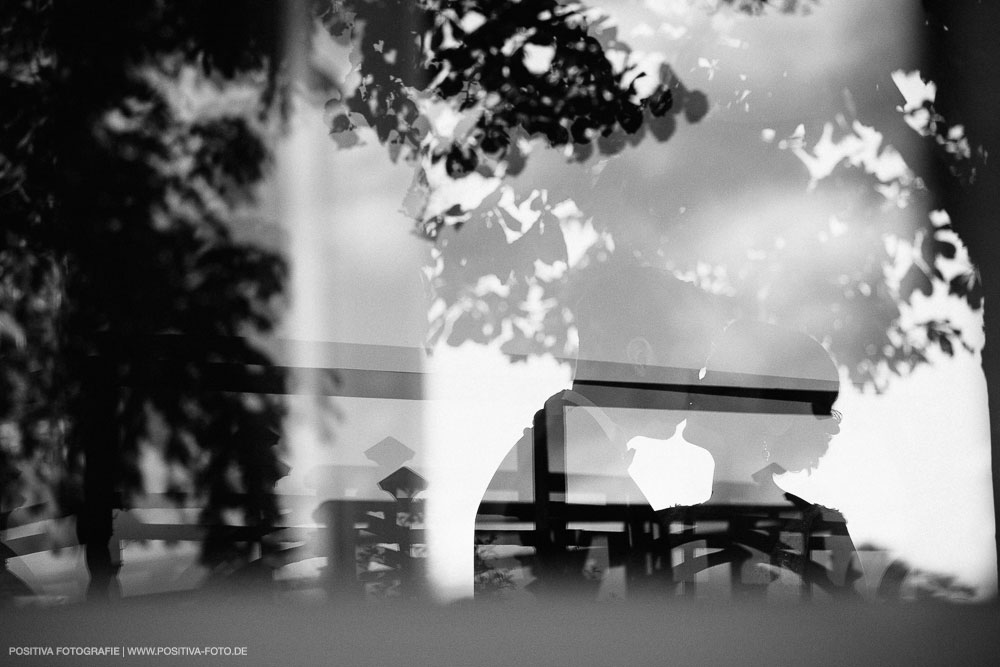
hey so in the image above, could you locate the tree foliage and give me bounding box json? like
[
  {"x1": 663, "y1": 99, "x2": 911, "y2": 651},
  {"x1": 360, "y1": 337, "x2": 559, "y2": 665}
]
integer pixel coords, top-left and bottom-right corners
[
  {"x1": 320, "y1": 0, "x2": 981, "y2": 390},
  {"x1": 1, "y1": 0, "x2": 289, "y2": 569},
  {"x1": 322, "y1": 0, "x2": 729, "y2": 233}
]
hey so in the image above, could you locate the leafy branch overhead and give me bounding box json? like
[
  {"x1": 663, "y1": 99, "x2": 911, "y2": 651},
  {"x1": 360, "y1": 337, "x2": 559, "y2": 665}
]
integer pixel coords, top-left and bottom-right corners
[
  {"x1": 316, "y1": 0, "x2": 983, "y2": 391},
  {"x1": 321, "y1": 0, "x2": 713, "y2": 233}
]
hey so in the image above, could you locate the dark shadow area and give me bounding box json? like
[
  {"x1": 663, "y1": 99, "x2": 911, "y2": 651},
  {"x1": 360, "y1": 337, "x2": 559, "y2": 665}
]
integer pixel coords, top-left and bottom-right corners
[
  {"x1": 1, "y1": 1, "x2": 291, "y2": 602},
  {"x1": 3, "y1": 595, "x2": 1000, "y2": 666}
]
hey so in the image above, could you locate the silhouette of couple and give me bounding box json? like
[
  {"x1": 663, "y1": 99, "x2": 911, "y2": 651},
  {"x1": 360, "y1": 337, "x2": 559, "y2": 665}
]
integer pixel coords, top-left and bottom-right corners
[{"x1": 475, "y1": 261, "x2": 863, "y2": 600}]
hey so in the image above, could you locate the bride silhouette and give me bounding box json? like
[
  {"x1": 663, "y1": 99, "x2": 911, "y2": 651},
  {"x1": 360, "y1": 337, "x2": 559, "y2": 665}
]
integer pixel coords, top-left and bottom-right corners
[{"x1": 665, "y1": 320, "x2": 864, "y2": 600}]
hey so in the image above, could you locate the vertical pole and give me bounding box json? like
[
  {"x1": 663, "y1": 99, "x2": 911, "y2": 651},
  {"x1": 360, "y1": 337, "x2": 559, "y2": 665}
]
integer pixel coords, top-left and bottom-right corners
[
  {"x1": 315, "y1": 500, "x2": 359, "y2": 599},
  {"x1": 397, "y1": 497, "x2": 413, "y2": 599},
  {"x1": 79, "y1": 357, "x2": 120, "y2": 600},
  {"x1": 533, "y1": 396, "x2": 570, "y2": 595}
]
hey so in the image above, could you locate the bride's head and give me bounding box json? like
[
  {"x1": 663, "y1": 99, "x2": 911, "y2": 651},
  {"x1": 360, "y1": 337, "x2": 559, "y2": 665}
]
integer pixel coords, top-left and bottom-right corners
[{"x1": 686, "y1": 320, "x2": 842, "y2": 474}]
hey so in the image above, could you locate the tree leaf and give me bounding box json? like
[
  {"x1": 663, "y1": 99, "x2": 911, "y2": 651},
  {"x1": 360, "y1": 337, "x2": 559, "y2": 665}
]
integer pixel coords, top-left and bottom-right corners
[{"x1": 900, "y1": 264, "x2": 933, "y2": 300}]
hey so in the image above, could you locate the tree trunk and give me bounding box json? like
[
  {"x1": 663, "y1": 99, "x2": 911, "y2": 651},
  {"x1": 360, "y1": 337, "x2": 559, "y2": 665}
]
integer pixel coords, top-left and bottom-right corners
[
  {"x1": 982, "y1": 273, "x2": 1000, "y2": 596},
  {"x1": 921, "y1": 1, "x2": 1000, "y2": 594},
  {"x1": 78, "y1": 359, "x2": 120, "y2": 600}
]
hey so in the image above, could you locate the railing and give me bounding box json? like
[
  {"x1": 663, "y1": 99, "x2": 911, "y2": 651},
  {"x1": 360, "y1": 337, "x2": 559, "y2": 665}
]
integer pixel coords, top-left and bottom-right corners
[
  {"x1": 475, "y1": 500, "x2": 901, "y2": 601},
  {"x1": 2, "y1": 490, "x2": 428, "y2": 602}
]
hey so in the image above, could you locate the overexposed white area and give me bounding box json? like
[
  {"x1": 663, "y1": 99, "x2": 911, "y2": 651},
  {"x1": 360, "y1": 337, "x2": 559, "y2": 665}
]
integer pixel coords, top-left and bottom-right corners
[
  {"x1": 783, "y1": 347, "x2": 996, "y2": 594},
  {"x1": 423, "y1": 343, "x2": 570, "y2": 602},
  {"x1": 419, "y1": 337, "x2": 995, "y2": 600},
  {"x1": 276, "y1": 96, "x2": 431, "y2": 484},
  {"x1": 629, "y1": 429, "x2": 716, "y2": 507}
]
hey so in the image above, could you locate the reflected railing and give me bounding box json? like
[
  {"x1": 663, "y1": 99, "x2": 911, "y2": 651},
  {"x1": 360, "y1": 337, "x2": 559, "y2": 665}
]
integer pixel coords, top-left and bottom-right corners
[{"x1": 0, "y1": 339, "x2": 974, "y2": 604}]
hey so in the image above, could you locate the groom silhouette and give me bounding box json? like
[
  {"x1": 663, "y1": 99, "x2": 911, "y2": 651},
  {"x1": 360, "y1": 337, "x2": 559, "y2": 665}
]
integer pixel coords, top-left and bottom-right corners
[{"x1": 474, "y1": 260, "x2": 731, "y2": 599}]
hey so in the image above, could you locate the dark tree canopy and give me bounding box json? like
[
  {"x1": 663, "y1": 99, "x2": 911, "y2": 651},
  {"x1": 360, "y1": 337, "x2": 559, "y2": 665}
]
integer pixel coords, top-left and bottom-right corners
[
  {"x1": 321, "y1": 0, "x2": 728, "y2": 235},
  {"x1": 1, "y1": 0, "x2": 290, "y2": 571}
]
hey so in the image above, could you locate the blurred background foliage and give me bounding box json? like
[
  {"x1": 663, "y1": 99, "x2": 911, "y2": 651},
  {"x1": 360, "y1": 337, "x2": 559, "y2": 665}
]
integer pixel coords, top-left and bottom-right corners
[{"x1": 0, "y1": 0, "x2": 290, "y2": 572}]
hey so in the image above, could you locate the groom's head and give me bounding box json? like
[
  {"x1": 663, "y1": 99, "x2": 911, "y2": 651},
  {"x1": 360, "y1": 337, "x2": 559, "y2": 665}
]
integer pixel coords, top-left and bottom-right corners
[{"x1": 573, "y1": 262, "x2": 729, "y2": 383}]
